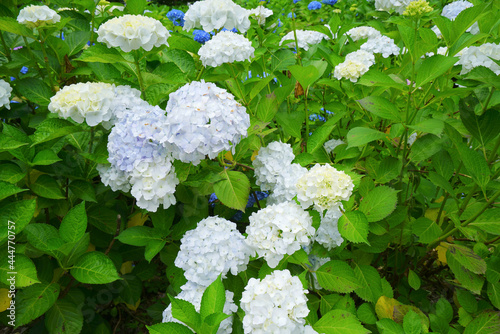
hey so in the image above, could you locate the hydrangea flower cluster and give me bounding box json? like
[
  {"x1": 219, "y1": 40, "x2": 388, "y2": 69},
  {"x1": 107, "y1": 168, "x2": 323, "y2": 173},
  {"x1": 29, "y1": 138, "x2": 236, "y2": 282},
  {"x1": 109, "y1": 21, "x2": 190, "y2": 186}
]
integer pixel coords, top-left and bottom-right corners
[
  {"x1": 245, "y1": 201, "x2": 315, "y2": 268},
  {"x1": 267, "y1": 163, "x2": 307, "y2": 205},
  {"x1": 280, "y1": 30, "x2": 329, "y2": 51},
  {"x1": 162, "y1": 80, "x2": 250, "y2": 165},
  {"x1": 322, "y1": 0, "x2": 338, "y2": 5},
  {"x1": 17, "y1": 5, "x2": 61, "y2": 28},
  {"x1": 314, "y1": 204, "x2": 344, "y2": 249},
  {"x1": 240, "y1": 270, "x2": 311, "y2": 333},
  {"x1": 433, "y1": 1, "x2": 478, "y2": 37},
  {"x1": 97, "y1": 14, "x2": 170, "y2": 52},
  {"x1": 0, "y1": 79, "x2": 12, "y2": 110},
  {"x1": 346, "y1": 26, "x2": 381, "y2": 41},
  {"x1": 374, "y1": 0, "x2": 413, "y2": 14},
  {"x1": 174, "y1": 216, "x2": 252, "y2": 286},
  {"x1": 166, "y1": 9, "x2": 185, "y2": 27},
  {"x1": 183, "y1": 0, "x2": 251, "y2": 33},
  {"x1": 403, "y1": 0, "x2": 433, "y2": 16},
  {"x1": 360, "y1": 35, "x2": 400, "y2": 58},
  {"x1": 48, "y1": 82, "x2": 144, "y2": 129},
  {"x1": 308, "y1": 1, "x2": 322, "y2": 10},
  {"x1": 323, "y1": 138, "x2": 345, "y2": 154},
  {"x1": 296, "y1": 164, "x2": 354, "y2": 211},
  {"x1": 333, "y1": 49, "x2": 375, "y2": 82},
  {"x1": 456, "y1": 43, "x2": 500, "y2": 75},
  {"x1": 248, "y1": 5, "x2": 273, "y2": 25},
  {"x1": 198, "y1": 31, "x2": 255, "y2": 67},
  {"x1": 193, "y1": 30, "x2": 211, "y2": 44},
  {"x1": 162, "y1": 281, "x2": 238, "y2": 333}
]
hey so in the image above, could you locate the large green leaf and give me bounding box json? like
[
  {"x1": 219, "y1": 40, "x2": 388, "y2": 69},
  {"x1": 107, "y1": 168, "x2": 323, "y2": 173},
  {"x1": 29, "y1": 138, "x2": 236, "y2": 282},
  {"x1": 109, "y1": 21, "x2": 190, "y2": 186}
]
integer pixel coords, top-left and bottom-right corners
[
  {"x1": 313, "y1": 309, "x2": 370, "y2": 334},
  {"x1": 376, "y1": 318, "x2": 404, "y2": 334},
  {"x1": 338, "y1": 211, "x2": 370, "y2": 244},
  {"x1": 0, "y1": 180, "x2": 27, "y2": 200},
  {"x1": 447, "y1": 244, "x2": 486, "y2": 275},
  {"x1": 30, "y1": 174, "x2": 65, "y2": 199},
  {"x1": 408, "y1": 134, "x2": 443, "y2": 162},
  {"x1": 0, "y1": 199, "x2": 36, "y2": 243},
  {"x1": 24, "y1": 223, "x2": 63, "y2": 255},
  {"x1": 447, "y1": 251, "x2": 484, "y2": 294},
  {"x1": 200, "y1": 276, "x2": 225, "y2": 320},
  {"x1": 288, "y1": 63, "x2": 326, "y2": 89},
  {"x1": 403, "y1": 311, "x2": 422, "y2": 334},
  {"x1": 76, "y1": 44, "x2": 130, "y2": 63},
  {"x1": 169, "y1": 296, "x2": 202, "y2": 331},
  {"x1": 469, "y1": 209, "x2": 500, "y2": 235},
  {"x1": 15, "y1": 78, "x2": 53, "y2": 106},
  {"x1": 31, "y1": 149, "x2": 62, "y2": 166},
  {"x1": 464, "y1": 311, "x2": 500, "y2": 334},
  {"x1": 353, "y1": 264, "x2": 384, "y2": 303},
  {"x1": 307, "y1": 112, "x2": 345, "y2": 153},
  {"x1": 487, "y1": 282, "x2": 500, "y2": 310},
  {"x1": 69, "y1": 180, "x2": 97, "y2": 202},
  {"x1": 316, "y1": 260, "x2": 361, "y2": 293},
  {"x1": 45, "y1": 300, "x2": 84, "y2": 334},
  {"x1": 0, "y1": 133, "x2": 29, "y2": 152},
  {"x1": 126, "y1": 0, "x2": 147, "y2": 14},
  {"x1": 0, "y1": 254, "x2": 40, "y2": 288},
  {"x1": 60, "y1": 202, "x2": 87, "y2": 243},
  {"x1": 65, "y1": 31, "x2": 92, "y2": 56},
  {"x1": 117, "y1": 226, "x2": 165, "y2": 247},
  {"x1": 270, "y1": 49, "x2": 296, "y2": 72},
  {"x1": 460, "y1": 107, "x2": 500, "y2": 148},
  {"x1": 70, "y1": 251, "x2": 120, "y2": 284},
  {"x1": 16, "y1": 283, "x2": 60, "y2": 327},
  {"x1": 347, "y1": 127, "x2": 387, "y2": 148},
  {"x1": 30, "y1": 119, "x2": 82, "y2": 146},
  {"x1": 359, "y1": 186, "x2": 398, "y2": 223},
  {"x1": 256, "y1": 92, "x2": 279, "y2": 123},
  {"x1": 275, "y1": 108, "x2": 305, "y2": 138},
  {"x1": 147, "y1": 323, "x2": 194, "y2": 334},
  {"x1": 213, "y1": 170, "x2": 250, "y2": 212},
  {"x1": 415, "y1": 55, "x2": 458, "y2": 88},
  {"x1": 358, "y1": 96, "x2": 401, "y2": 121},
  {"x1": 0, "y1": 16, "x2": 35, "y2": 38}
]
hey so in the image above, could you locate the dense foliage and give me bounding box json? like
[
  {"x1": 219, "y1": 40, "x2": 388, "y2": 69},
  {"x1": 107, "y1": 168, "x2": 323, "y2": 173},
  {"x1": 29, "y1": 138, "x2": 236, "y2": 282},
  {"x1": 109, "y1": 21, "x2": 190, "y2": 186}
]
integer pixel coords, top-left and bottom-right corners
[{"x1": 0, "y1": 0, "x2": 499, "y2": 333}]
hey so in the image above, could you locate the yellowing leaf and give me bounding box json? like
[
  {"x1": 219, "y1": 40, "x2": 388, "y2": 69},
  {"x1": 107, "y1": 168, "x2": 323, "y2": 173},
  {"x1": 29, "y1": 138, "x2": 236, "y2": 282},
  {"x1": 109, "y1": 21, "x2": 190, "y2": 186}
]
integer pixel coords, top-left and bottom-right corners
[
  {"x1": 127, "y1": 212, "x2": 148, "y2": 227},
  {"x1": 120, "y1": 261, "x2": 133, "y2": 275},
  {"x1": 437, "y1": 243, "x2": 449, "y2": 265},
  {"x1": 0, "y1": 288, "x2": 12, "y2": 312},
  {"x1": 224, "y1": 151, "x2": 234, "y2": 162},
  {"x1": 425, "y1": 208, "x2": 445, "y2": 224},
  {"x1": 435, "y1": 196, "x2": 445, "y2": 204},
  {"x1": 251, "y1": 150, "x2": 259, "y2": 161},
  {"x1": 126, "y1": 298, "x2": 141, "y2": 311},
  {"x1": 375, "y1": 296, "x2": 401, "y2": 320}
]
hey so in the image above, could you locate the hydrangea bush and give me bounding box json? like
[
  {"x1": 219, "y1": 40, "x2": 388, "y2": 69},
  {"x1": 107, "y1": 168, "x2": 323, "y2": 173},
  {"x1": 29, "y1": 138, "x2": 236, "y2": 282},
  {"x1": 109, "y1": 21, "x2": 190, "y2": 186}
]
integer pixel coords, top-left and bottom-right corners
[{"x1": 0, "y1": 0, "x2": 499, "y2": 333}]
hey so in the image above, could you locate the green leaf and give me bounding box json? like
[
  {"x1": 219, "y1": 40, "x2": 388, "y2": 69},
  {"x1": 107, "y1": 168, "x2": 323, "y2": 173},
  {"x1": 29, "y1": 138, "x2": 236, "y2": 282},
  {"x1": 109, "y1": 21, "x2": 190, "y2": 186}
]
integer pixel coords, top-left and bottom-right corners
[
  {"x1": 256, "y1": 92, "x2": 279, "y2": 123},
  {"x1": 250, "y1": 76, "x2": 276, "y2": 101},
  {"x1": 15, "y1": 78, "x2": 53, "y2": 106},
  {"x1": 409, "y1": 134, "x2": 443, "y2": 162},
  {"x1": 0, "y1": 199, "x2": 36, "y2": 243},
  {"x1": 24, "y1": 223, "x2": 62, "y2": 255},
  {"x1": 70, "y1": 251, "x2": 120, "y2": 284},
  {"x1": 0, "y1": 133, "x2": 29, "y2": 152},
  {"x1": 60, "y1": 202, "x2": 87, "y2": 243},
  {"x1": 447, "y1": 244, "x2": 487, "y2": 275},
  {"x1": 358, "y1": 96, "x2": 401, "y2": 121},
  {"x1": 488, "y1": 282, "x2": 500, "y2": 310},
  {"x1": 76, "y1": 44, "x2": 130, "y2": 63},
  {"x1": 377, "y1": 318, "x2": 404, "y2": 334},
  {"x1": 357, "y1": 303, "x2": 377, "y2": 325},
  {"x1": 30, "y1": 174, "x2": 65, "y2": 199},
  {"x1": 213, "y1": 170, "x2": 250, "y2": 212},
  {"x1": 408, "y1": 270, "x2": 421, "y2": 290},
  {"x1": 288, "y1": 63, "x2": 326, "y2": 89},
  {"x1": 353, "y1": 264, "x2": 384, "y2": 303},
  {"x1": 0, "y1": 180, "x2": 26, "y2": 200},
  {"x1": 65, "y1": 31, "x2": 92, "y2": 56},
  {"x1": 126, "y1": 0, "x2": 147, "y2": 14},
  {"x1": 427, "y1": 171, "x2": 456, "y2": 198},
  {"x1": 447, "y1": 251, "x2": 484, "y2": 294},
  {"x1": 31, "y1": 149, "x2": 62, "y2": 166},
  {"x1": 0, "y1": 254, "x2": 40, "y2": 288},
  {"x1": 115, "y1": 274, "x2": 142, "y2": 305},
  {"x1": 316, "y1": 260, "x2": 361, "y2": 293},
  {"x1": 275, "y1": 108, "x2": 304, "y2": 139},
  {"x1": 338, "y1": 211, "x2": 370, "y2": 244},
  {"x1": 359, "y1": 186, "x2": 397, "y2": 223},
  {"x1": 313, "y1": 309, "x2": 370, "y2": 334},
  {"x1": 469, "y1": 209, "x2": 500, "y2": 235},
  {"x1": 69, "y1": 180, "x2": 97, "y2": 202},
  {"x1": 457, "y1": 289, "x2": 478, "y2": 313},
  {"x1": 117, "y1": 226, "x2": 164, "y2": 247},
  {"x1": 415, "y1": 55, "x2": 458, "y2": 88},
  {"x1": 0, "y1": 16, "x2": 35, "y2": 38},
  {"x1": 200, "y1": 275, "x2": 225, "y2": 320},
  {"x1": 45, "y1": 300, "x2": 84, "y2": 334},
  {"x1": 403, "y1": 311, "x2": 422, "y2": 334},
  {"x1": 347, "y1": 127, "x2": 387, "y2": 148},
  {"x1": 412, "y1": 217, "x2": 442, "y2": 244},
  {"x1": 147, "y1": 322, "x2": 194, "y2": 334},
  {"x1": 450, "y1": 4, "x2": 489, "y2": 47},
  {"x1": 358, "y1": 70, "x2": 405, "y2": 90},
  {"x1": 463, "y1": 311, "x2": 500, "y2": 334},
  {"x1": 16, "y1": 283, "x2": 60, "y2": 327},
  {"x1": 87, "y1": 205, "x2": 118, "y2": 234},
  {"x1": 163, "y1": 49, "x2": 196, "y2": 77},
  {"x1": 30, "y1": 119, "x2": 82, "y2": 145},
  {"x1": 408, "y1": 119, "x2": 445, "y2": 136},
  {"x1": 270, "y1": 49, "x2": 296, "y2": 72},
  {"x1": 61, "y1": 233, "x2": 90, "y2": 267},
  {"x1": 307, "y1": 114, "x2": 343, "y2": 153},
  {"x1": 145, "y1": 239, "x2": 167, "y2": 262},
  {"x1": 436, "y1": 298, "x2": 453, "y2": 324},
  {"x1": 169, "y1": 296, "x2": 202, "y2": 331},
  {"x1": 461, "y1": 108, "x2": 500, "y2": 148}
]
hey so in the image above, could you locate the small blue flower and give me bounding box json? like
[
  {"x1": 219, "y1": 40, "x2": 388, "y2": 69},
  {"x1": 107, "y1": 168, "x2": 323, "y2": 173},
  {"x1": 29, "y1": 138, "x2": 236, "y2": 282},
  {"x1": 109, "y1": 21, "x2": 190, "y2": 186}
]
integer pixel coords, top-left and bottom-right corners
[
  {"x1": 9, "y1": 77, "x2": 15, "y2": 81},
  {"x1": 308, "y1": 1, "x2": 322, "y2": 10},
  {"x1": 293, "y1": 0, "x2": 301, "y2": 3},
  {"x1": 221, "y1": 27, "x2": 238, "y2": 33},
  {"x1": 20, "y1": 66, "x2": 28, "y2": 74},
  {"x1": 322, "y1": 0, "x2": 337, "y2": 5},
  {"x1": 246, "y1": 191, "x2": 269, "y2": 208},
  {"x1": 193, "y1": 30, "x2": 211, "y2": 44},
  {"x1": 166, "y1": 9, "x2": 185, "y2": 27},
  {"x1": 321, "y1": 107, "x2": 333, "y2": 114},
  {"x1": 277, "y1": 18, "x2": 283, "y2": 27},
  {"x1": 309, "y1": 114, "x2": 326, "y2": 122},
  {"x1": 287, "y1": 12, "x2": 296, "y2": 19}
]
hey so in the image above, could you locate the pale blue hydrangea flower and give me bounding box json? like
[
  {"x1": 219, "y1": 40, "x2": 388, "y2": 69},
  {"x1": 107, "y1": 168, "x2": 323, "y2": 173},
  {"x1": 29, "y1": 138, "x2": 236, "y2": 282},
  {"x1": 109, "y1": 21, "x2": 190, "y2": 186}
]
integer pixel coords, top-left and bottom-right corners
[{"x1": 308, "y1": 1, "x2": 322, "y2": 10}]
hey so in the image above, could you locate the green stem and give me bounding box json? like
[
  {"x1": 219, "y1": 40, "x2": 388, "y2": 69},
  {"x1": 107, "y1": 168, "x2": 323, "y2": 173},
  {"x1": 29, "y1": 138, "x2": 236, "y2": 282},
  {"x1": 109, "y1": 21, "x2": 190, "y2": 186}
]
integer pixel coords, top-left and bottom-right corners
[
  {"x1": 134, "y1": 52, "x2": 147, "y2": 100},
  {"x1": 304, "y1": 91, "x2": 309, "y2": 151},
  {"x1": 38, "y1": 31, "x2": 56, "y2": 92},
  {"x1": 196, "y1": 66, "x2": 205, "y2": 81},
  {"x1": 229, "y1": 63, "x2": 247, "y2": 105},
  {"x1": 482, "y1": 87, "x2": 495, "y2": 113},
  {"x1": 23, "y1": 36, "x2": 44, "y2": 79}
]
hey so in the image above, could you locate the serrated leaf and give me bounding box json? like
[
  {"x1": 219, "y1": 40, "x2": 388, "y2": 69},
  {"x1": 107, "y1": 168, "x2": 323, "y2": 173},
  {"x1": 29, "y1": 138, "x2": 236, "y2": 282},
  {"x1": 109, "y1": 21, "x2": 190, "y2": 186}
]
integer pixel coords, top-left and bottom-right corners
[
  {"x1": 69, "y1": 180, "x2": 97, "y2": 202},
  {"x1": 338, "y1": 211, "x2": 370, "y2": 244},
  {"x1": 488, "y1": 282, "x2": 500, "y2": 310},
  {"x1": 70, "y1": 251, "x2": 120, "y2": 284},
  {"x1": 415, "y1": 55, "x2": 458, "y2": 88},
  {"x1": 447, "y1": 251, "x2": 484, "y2": 294},
  {"x1": 117, "y1": 226, "x2": 164, "y2": 247},
  {"x1": 0, "y1": 254, "x2": 40, "y2": 288},
  {"x1": 408, "y1": 270, "x2": 421, "y2": 291},
  {"x1": 353, "y1": 264, "x2": 384, "y2": 303},
  {"x1": 31, "y1": 119, "x2": 82, "y2": 145},
  {"x1": 358, "y1": 96, "x2": 401, "y2": 121},
  {"x1": 469, "y1": 209, "x2": 500, "y2": 235},
  {"x1": 0, "y1": 180, "x2": 27, "y2": 200},
  {"x1": 31, "y1": 149, "x2": 62, "y2": 166},
  {"x1": 61, "y1": 233, "x2": 90, "y2": 267},
  {"x1": 316, "y1": 260, "x2": 361, "y2": 293},
  {"x1": 169, "y1": 296, "x2": 202, "y2": 331},
  {"x1": 270, "y1": 49, "x2": 296, "y2": 72},
  {"x1": 288, "y1": 63, "x2": 325, "y2": 89},
  {"x1": 357, "y1": 303, "x2": 377, "y2": 325},
  {"x1": 307, "y1": 114, "x2": 343, "y2": 153},
  {"x1": 30, "y1": 174, "x2": 65, "y2": 199},
  {"x1": 461, "y1": 108, "x2": 500, "y2": 148},
  {"x1": 359, "y1": 186, "x2": 397, "y2": 223},
  {"x1": 213, "y1": 170, "x2": 250, "y2": 212},
  {"x1": 16, "y1": 283, "x2": 60, "y2": 327},
  {"x1": 376, "y1": 318, "x2": 404, "y2": 334},
  {"x1": 313, "y1": 309, "x2": 370, "y2": 334},
  {"x1": 60, "y1": 202, "x2": 87, "y2": 243},
  {"x1": 145, "y1": 239, "x2": 166, "y2": 262},
  {"x1": 409, "y1": 134, "x2": 443, "y2": 162},
  {"x1": 0, "y1": 133, "x2": 29, "y2": 152},
  {"x1": 0, "y1": 16, "x2": 36, "y2": 38},
  {"x1": 403, "y1": 311, "x2": 421, "y2": 334},
  {"x1": 0, "y1": 163, "x2": 25, "y2": 184},
  {"x1": 412, "y1": 217, "x2": 442, "y2": 244},
  {"x1": 24, "y1": 224, "x2": 63, "y2": 256},
  {"x1": 45, "y1": 300, "x2": 83, "y2": 334},
  {"x1": 0, "y1": 199, "x2": 36, "y2": 243},
  {"x1": 463, "y1": 311, "x2": 500, "y2": 334},
  {"x1": 200, "y1": 276, "x2": 225, "y2": 320},
  {"x1": 147, "y1": 322, "x2": 194, "y2": 334},
  {"x1": 15, "y1": 78, "x2": 53, "y2": 106},
  {"x1": 347, "y1": 127, "x2": 386, "y2": 148},
  {"x1": 77, "y1": 44, "x2": 130, "y2": 63},
  {"x1": 447, "y1": 244, "x2": 486, "y2": 275}
]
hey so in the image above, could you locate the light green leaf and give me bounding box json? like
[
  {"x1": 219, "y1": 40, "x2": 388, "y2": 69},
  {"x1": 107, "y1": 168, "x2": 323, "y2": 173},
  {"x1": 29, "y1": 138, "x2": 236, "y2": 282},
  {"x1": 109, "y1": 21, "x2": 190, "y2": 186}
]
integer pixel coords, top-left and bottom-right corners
[
  {"x1": 353, "y1": 264, "x2": 384, "y2": 303},
  {"x1": 412, "y1": 217, "x2": 442, "y2": 244},
  {"x1": 0, "y1": 133, "x2": 29, "y2": 152},
  {"x1": 270, "y1": 49, "x2": 296, "y2": 72},
  {"x1": 359, "y1": 186, "x2": 398, "y2": 223},
  {"x1": 357, "y1": 303, "x2": 377, "y2": 325},
  {"x1": 0, "y1": 199, "x2": 36, "y2": 243},
  {"x1": 358, "y1": 70, "x2": 405, "y2": 90},
  {"x1": 65, "y1": 31, "x2": 92, "y2": 56},
  {"x1": 463, "y1": 311, "x2": 500, "y2": 334},
  {"x1": 408, "y1": 119, "x2": 445, "y2": 136},
  {"x1": 147, "y1": 322, "x2": 194, "y2": 334},
  {"x1": 338, "y1": 211, "x2": 370, "y2": 244},
  {"x1": 200, "y1": 275, "x2": 225, "y2": 320},
  {"x1": 145, "y1": 239, "x2": 167, "y2": 262},
  {"x1": 70, "y1": 251, "x2": 120, "y2": 284},
  {"x1": 60, "y1": 202, "x2": 87, "y2": 243},
  {"x1": 16, "y1": 283, "x2": 60, "y2": 327},
  {"x1": 347, "y1": 127, "x2": 387, "y2": 148},
  {"x1": 0, "y1": 180, "x2": 27, "y2": 201},
  {"x1": 377, "y1": 318, "x2": 404, "y2": 334},
  {"x1": 415, "y1": 55, "x2": 458, "y2": 88},
  {"x1": 24, "y1": 224, "x2": 63, "y2": 255},
  {"x1": 469, "y1": 209, "x2": 500, "y2": 235},
  {"x1": 313, "y1": 309, "x2": 370, "y2": 334},
  {"x1": 447, "y1": 244, "x2": 486, "y2": 275},
  {"x1": 275, "y1": 108, "x2": 304, "y2": 138},
  {"x1": 488, "y1": 282, "x2": 500, "y2": 310},
  {"x1": 288, "y1": 63, "x2": 326, "y2": 89},
  {"x1": 15, "y1": 78, "x2": 53, "y2": 106},
  {"x1": 403, "y1": 311, "x2": 422, "y2": 334},
  {"x1": 0, "y1": 254, "x2": 40, "y2": 288},
  {"x1": 213, "y1": 170, "x2": 250, "y2": 212},
  {"x1": 30, "y1": 119, "x2": 82, "y2": 146},
  {"x1": 409, "y1": 134, "x2": 443, "y2": 162},
  {"x1": 358, "y1": 96, "x2": 401, "y2": 121},
  {"x1": 31, "y1": 149, "x2": 62, "y2": 166},
  {"x1": 76, "y1": 44, "x2": 130, "y2": 63},
  {"x1": 447, "y1": 251, "x2": 484, "y2": 294},
  {"x1": 316, "y1": 260, "x2": 361, "y2": 293},
  {"x1": 45, "y1": 300, "x2": 84, "y2": 334},
  {"x1": 436, "y1": 298, "x2": 454, "y2": 324},
  {"x1": 256, "y1": 92, "x2": 279, "y2": 123},
  {"x1": 30, "y1": 174, "x2": 65, "y2": 199},
  {"x1": 126, "y1": 0, "x2": 147, "y2": 14},
  {"x1": 117, "y1": 226, "x2": 164, "y2": 247},
  {"x1": 307, "y1": 113, "x2": 344, "y2": 153},
  {"x1": 408, "y1": 270, "x2": 421, "y2": 290},
  {"x1": 169, "y1": 296, "x2": 202, "y2": 331}
]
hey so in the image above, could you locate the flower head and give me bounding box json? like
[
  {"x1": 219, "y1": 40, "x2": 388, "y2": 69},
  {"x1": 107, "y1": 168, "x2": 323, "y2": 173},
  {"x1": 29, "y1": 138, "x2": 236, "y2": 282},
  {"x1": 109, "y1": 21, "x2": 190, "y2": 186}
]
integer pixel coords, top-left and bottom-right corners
[
  {"x1": 442, "y1": 0, "x2": 473, "y2": 19},
  {"x1": 97, "y1": 14, "x2": 170, "y2": 52},
  {"x1": 346, "y1": 26, "x2": 381, "y2": 41},
  {"x1": 248, "y1": 5, "x2": 273, "y2": 25},
  {"x1": 280, "y1": 30, "x2": 329, "y2": 51},
  {"x1": 375, "y1": 0, "x2": 412, "y2": 14},
  {"x1": 456, "y1": 43, "x2": 500, "y2": 75},
  {"x1": 403, "y1": 0, "x2": 433, "y2": 16},
  {"x1": 253, "y1": 141, "x2": 296, "y2": 190},
  {"x1": 183, "y1": 0, "x2": 251, "y2": 33},
  {"x1": 323, "y1": 138, "x2": 345, "y2": 154},
  {"x1": 162, "y1": 81, "x2": 250, "y2": 165},
  {"x1": 167, "y1": 9, "x2": 185, "y2": 27},
  {"x1": 0, "y1": 79, "x2": 12, "y2": 110},
  {"x1": 17, "y1": 5, "x2": 61, "y2": 28},
  {"x1": 314, "y1": 204, "x2": 344, "y2": 249},
  {"x1": 198, "y1": 31, "x2": 254, "y2": 67},
  {"x1": 193, "y1": 30, "x2": 211, "y2": 44},
  {"x1": 333, "y1": 49, "x2": 375, "y2": 82},
  {"x1": 360, "y1": 35, "x2": 400, "y2": 58},
  {"x1": 308, "y1": 1, "x2": 322, "y2": 10},
  {"x1": 322, "y1": 0, "x2": 338, "y2": 5}
]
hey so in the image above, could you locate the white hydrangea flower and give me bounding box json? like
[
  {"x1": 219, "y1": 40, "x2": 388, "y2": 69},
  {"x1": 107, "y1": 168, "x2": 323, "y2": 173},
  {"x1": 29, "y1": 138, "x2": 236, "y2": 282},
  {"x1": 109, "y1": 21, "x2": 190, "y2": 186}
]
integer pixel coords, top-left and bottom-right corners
[
  {"x1": 346, "y1": 26, "x2": 381, "y2": 41},
  {"x1": 96, "y1": 164, "x2": 131, "y2": 192},
  {"x1": 266, "y1": 163, "x2": 307, "y2": 205},
  {"x1": 174, "y1": 217, "x2": 252, "y2": 286},
  {"x1": 407, "y1": 132, "x2": 417, "y2": 146},
  {"x1": 240, "y1": 269, "x2": 310, "y2": 333},
  {"x1": 425, "y1": 46, "x2": 448, "y2": 57},
  {"x1": 253, "y1": 141, "x2": 296, "y2": 191},
  {"x1": 0, "y1": 79, "x2": 12, "y2": 110},
  {"x1": 198, "y1": 31, "x2": 255, "y2": 67},
  {"x1": 296, "y1": 164, "x2": 354, "y2": 211},
  {"x1": 360, "y1": 35, "x2": 400, "y2": 58},
  {"x1": 102, "y1": 85, "x2": 148, "y2": 128},
  {"x1": 314, "y1": 204, "x2": 344, "y2": 250},
  {"x1": 162, "y1": 281, "x2": 238, "y2": 334},
  {"x1": 433, "y1": 1, "x2": 479, "y2": 37},
  {"x1": 97, "y1": 14, "x2": 170, "y2": 52},
  {"x1": 183, "y1": 0, "x2": 251, "y2": 33},
  {"x1": 456, "y1": 43, "x2": 500, "y2": 75},
  {"x1": 162, "y1": 80, "x2": 250, "y2": 165},
  {"x1": 17, "y1": 5, "x2": 61, "y2": 28},
  {"x1": 248, "y1": 5, "x2": 273, "y2": 25},
  {"x1": 323, "y1": 138, "x2": 345, "y2": 154},
  {"x1": 280, "y1": 30, "x2": 329, "y2": 51},
  {"x1": 333, "y1": 50, "x2": 375, "y2": 82},
  {"x1": 245, "y1": 202, "x2": 315, "y2": 268},
  {"x1": 375, "y1": 0, "x2": 413, "y2": 14}
]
